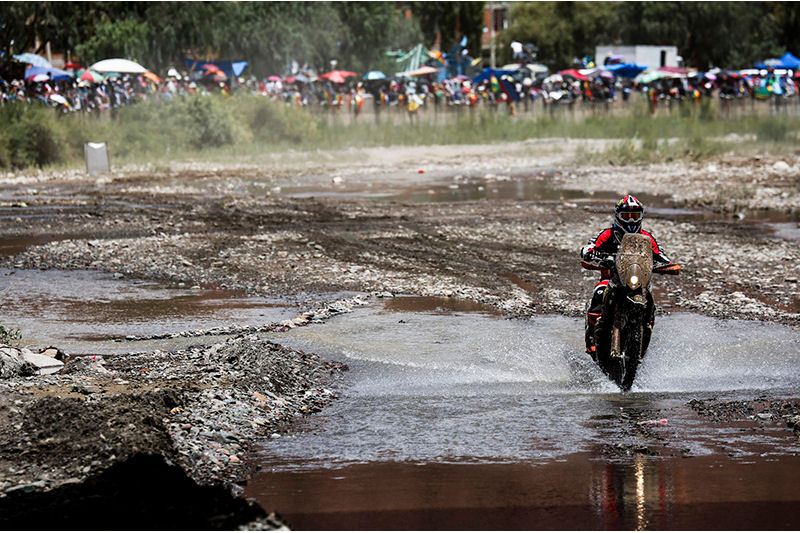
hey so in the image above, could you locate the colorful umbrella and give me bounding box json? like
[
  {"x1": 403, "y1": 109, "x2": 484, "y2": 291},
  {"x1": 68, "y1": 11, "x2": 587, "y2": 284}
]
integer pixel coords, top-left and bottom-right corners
[
  {"x1": 267, "y1": 75, "x2": 282, "y2": 82},
  {"x1": 559, "y1": 69, "x2": 589, "y2": 81},
  {"x1": 143, "y1": 71, "x2": 161, "y2": 83},
  {"x1": 635, "y1": 70, "x2": 680, "y2": 84},
  {"x1": 25, "y1": 66, "x2": 73, "y2": 82}
]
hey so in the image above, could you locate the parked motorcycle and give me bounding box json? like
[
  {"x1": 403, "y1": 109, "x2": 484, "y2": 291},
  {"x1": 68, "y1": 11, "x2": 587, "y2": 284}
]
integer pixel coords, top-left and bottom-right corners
[{"x1": 581, "y1": 233, "x2": 681, "y2": 390}]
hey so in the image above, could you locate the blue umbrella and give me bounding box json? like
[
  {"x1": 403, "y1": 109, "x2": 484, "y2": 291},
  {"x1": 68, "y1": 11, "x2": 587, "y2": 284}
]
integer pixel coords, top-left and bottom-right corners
[
  {"x1": 24, "y1": 66, "x2": 73, "y2": 82},
  {"x1": 364, "y1": 70, "x2": 386, "y2": 80},
  {"x1": 603, "y1": 63, "x2": 647, "y2": 79},
  {"x1": 14, "y1": 53, "x2": 52, "y2": 68}
]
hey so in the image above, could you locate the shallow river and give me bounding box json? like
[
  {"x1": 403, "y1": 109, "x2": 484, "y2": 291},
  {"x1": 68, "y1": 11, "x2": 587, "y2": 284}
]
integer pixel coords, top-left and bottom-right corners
[{"x1": 248, "y1": 301, "x2": 800, "y2": 529}]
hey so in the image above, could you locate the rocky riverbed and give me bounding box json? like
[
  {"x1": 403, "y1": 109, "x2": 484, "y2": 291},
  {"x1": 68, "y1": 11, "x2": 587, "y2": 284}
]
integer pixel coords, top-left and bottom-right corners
[{"x1": 0, "y1": 139, "x2": 798, "y2": 528}]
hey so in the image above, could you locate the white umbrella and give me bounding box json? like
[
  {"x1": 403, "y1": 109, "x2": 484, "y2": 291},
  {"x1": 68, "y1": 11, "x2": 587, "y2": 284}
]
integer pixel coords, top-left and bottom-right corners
[
  {"x1": 526, "y1": 63, "x2": 549, "y2": 74},
  {"x1": 90, "y1": 58, "x2": 147, "y2": 74},
  {"x1": 49, "y1": 94, "x2": 68, "y2": 105}
]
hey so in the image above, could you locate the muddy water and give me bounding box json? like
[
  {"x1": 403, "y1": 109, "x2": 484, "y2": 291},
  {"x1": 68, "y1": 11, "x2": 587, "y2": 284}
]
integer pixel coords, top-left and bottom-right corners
[
  {"x1": 0, "y1": 268, "x2": 298, "y2": 354},
  {"x1": 277, "y1": 175, "x2": 627, "y2": 205},
  {"x1": 250, "y1": 306, "x2": 800, "y2": 529},
  {"x1": 251, "y1": 455, "x2": 800, "y2": 530}
]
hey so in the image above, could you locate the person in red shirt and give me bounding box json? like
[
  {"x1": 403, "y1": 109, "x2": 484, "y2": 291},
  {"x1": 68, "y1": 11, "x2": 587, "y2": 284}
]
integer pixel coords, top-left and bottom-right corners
[{"x1": 580, "y1": 195, "x2": 673, "y2": 355}]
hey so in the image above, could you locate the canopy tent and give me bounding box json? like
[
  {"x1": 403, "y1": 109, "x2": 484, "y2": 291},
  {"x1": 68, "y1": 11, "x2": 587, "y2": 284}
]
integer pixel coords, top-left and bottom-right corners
[
  {"x1": 394, "y1": 44, "x2": 430, "y2": 74},
  {"x1": 755, "y1": 52, "x2": 800, "y2": 70},
  {"x1": 778, "y1": 52, "x2": 800, "y2": 68},
  {"x1": 13, "y1": 53, "x2": 51, "y2": 68},
  {"x1": 182, "y1": 58, "x2": 248, "y2": 78},
  {"x1": 603, "y1": 63, "x2": 647, "y2": 79},
  {"x1": 90, "y1": 58, "x2": 147, "y2": 74},
  {"x1": 24, "y1": 65, "x2": 73, "y2": 82}
]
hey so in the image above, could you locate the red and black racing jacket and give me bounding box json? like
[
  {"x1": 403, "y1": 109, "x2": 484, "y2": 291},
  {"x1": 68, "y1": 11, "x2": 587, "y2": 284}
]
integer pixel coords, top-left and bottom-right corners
[{"x1": 581, "y1": 226, "x2": 671, "y2": 279}]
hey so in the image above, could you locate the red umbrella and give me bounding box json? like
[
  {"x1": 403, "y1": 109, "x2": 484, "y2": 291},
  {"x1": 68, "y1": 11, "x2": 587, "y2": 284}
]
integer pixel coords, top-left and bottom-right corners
[
  {"x1": 80, "y1": 71, "x2": 96, "y2": 82},
  {"x1": 559, "y1": 69, "x2": 589, "y2": 81},
  {"x1": 320, "y1": 70, "x2": 357, "y2": 84},
  {"x1": 65, "y1": 62, "x2": 81, "y2": 71},
  {"x1": 267, "y1": 75, "x2": 281, "y2": 82}
]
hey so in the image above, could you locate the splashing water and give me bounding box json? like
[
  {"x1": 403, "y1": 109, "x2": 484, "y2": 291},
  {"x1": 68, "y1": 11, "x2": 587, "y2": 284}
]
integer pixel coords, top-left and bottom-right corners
[{"x1": 264, "y1": 308, "x2": 800, "y2": 469}]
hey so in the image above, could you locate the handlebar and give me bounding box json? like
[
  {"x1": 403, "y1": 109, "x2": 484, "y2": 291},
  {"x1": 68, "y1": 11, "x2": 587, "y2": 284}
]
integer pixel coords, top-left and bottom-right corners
[
  {"x1": 653, "y1": 263, "x2": 681, "y2": 275},
  {"x1": 581, "y1": 260, "x2": 682, "y2": 275}
]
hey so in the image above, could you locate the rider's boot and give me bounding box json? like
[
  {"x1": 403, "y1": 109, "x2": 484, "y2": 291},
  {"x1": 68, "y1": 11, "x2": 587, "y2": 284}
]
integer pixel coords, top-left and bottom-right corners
[{"x1": 585, "y1": 280, "x2": 609, "y2": 357}]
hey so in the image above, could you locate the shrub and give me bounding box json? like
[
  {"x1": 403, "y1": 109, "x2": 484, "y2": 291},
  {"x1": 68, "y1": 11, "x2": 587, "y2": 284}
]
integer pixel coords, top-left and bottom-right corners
[
  {"x1": 1, "y1": 106, "x2": 64, "y2": 167},
  {"x1": 182, "y1": 96, "x2": 234, "y2": 148},
  {"x1": 0, "y1": 324, "x2": 21, "y2": 345}
]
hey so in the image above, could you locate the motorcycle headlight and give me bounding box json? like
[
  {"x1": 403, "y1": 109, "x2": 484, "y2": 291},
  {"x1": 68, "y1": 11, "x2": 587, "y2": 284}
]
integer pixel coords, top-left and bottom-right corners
[{"x1": 626, "y1": 264, "x2": 643, "y2": 290}]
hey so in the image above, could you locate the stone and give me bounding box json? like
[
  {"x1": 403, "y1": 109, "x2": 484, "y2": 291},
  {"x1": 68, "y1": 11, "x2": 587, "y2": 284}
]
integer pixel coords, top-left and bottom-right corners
[{"x1": 0, "y1": 346, "x2": 38, "y2": 379}]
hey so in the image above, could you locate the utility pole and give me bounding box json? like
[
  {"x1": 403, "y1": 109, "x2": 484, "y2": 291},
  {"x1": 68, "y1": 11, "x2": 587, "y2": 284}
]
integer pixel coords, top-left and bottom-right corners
[{"x1": 490, "y1": 6, "x2": 496, "y2": 69}]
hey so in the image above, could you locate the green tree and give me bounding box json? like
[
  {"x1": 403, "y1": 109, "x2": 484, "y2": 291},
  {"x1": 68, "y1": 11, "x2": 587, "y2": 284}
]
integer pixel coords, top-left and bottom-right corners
[
  {"x1": 412, "y1": 2, "x2": 484, "y2": 54},
  {"x1": 501, "y1": 2, "x2": 620, "y2": 68},
  {"x1": 74, "y1": 19, "x2": 150, "y2": 65}
]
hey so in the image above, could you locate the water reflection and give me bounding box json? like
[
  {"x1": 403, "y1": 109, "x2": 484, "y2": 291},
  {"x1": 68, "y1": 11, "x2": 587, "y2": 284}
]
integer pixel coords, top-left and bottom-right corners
[
  {"x1": 589, "y1": 455, "x2": 675, "y2": 530},
  {"x1": 248, "y1": 453, "x2": 800, "y2": 530}
]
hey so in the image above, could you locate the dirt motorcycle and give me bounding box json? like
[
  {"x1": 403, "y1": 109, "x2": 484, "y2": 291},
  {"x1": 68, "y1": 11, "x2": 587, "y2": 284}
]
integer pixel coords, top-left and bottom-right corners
[{"x1": 581, "y1": 233, "x2": 681, "y2": 391}]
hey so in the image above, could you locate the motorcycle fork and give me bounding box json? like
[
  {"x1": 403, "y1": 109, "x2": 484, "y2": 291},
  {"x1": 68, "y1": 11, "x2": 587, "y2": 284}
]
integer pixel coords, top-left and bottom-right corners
[{"x1": 611, "y1": 315, "x2": 623, "y2": 359}]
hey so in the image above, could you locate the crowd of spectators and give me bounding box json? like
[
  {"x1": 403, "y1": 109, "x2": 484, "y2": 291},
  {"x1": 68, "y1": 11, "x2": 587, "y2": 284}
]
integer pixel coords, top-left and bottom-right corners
[{"x1": 2, "y1": 61, "x2": 798, "y2": 119}]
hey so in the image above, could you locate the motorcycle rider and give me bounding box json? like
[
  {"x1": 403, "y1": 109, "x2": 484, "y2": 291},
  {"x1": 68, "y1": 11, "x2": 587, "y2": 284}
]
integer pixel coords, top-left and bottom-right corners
[{"x1": 580, "y1": 195, "x2": 673, "y2": 356}]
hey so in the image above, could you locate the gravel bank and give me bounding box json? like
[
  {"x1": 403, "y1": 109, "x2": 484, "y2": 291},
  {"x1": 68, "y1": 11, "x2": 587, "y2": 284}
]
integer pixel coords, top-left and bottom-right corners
[{"x1": 0, "y1": 335, "x2": 344, "y2": 528}]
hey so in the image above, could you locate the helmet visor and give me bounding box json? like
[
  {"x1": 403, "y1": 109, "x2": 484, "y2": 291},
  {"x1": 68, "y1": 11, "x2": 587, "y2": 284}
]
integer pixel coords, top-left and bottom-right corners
[{"x1": 619, "y1": 211, "x2": 643, "y2": 222}]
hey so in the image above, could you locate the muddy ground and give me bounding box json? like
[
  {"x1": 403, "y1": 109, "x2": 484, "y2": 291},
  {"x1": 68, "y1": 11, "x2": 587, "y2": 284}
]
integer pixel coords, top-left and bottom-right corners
[{"x1": 0, "y1": 139, "x2": 799, "y2": 528}]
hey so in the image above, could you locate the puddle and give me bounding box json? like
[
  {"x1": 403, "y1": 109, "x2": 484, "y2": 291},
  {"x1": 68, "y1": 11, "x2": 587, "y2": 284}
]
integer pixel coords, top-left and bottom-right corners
[
  {"x1": 0, "y1": 268, "x2": 299, "y2": 354},
  {"x1": 0, "y1": 234, "x2": 88, "y2": 258},
  {"x1": 252, "y1": 307, "x2": 800, "y2": 528},
  {"x1": 382, "y1": 295, "x2": 500, "y2": 315},
  {"x1": 276, "y1": 174, "x2": 645, "y2": 205},
  {"x1": 247, "y1": 453, "x2": 800, "y2": 530}
]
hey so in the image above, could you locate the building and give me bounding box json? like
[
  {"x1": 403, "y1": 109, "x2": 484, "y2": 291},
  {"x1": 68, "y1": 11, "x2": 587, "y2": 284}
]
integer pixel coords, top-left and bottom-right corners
[
  {"x1": 482, "y1": 2, "x2": 509, "y2": 67},
  {"x1": 595, "y1": 45, "x2": 681, "y2": 70}
]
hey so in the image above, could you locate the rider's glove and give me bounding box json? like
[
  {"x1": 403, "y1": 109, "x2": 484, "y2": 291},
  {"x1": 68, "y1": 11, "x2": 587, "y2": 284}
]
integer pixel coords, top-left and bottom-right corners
[{"x1": 599, "y1": 256, "x2": 616, "y2": 269}]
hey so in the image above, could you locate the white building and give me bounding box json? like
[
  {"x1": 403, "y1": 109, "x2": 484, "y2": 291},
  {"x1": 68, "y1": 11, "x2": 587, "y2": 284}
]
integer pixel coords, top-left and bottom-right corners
[{"x1": 595, "y1": 45, "x2": 682, "y2": 70}]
